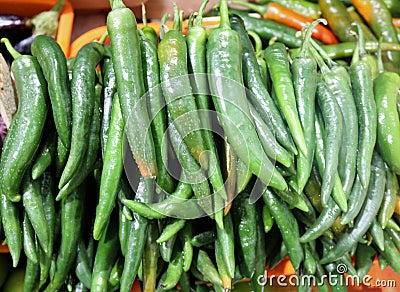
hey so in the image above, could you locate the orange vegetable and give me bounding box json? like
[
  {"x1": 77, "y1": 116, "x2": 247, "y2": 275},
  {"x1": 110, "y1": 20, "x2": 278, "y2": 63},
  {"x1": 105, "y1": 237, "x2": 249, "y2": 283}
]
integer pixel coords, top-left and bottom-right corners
[
  {"x1": 232, "y1": 0, "x2": 339, "y2": 44},
  {"x1": 393, "y1": 17, "x2": 400, "y2": 28}
]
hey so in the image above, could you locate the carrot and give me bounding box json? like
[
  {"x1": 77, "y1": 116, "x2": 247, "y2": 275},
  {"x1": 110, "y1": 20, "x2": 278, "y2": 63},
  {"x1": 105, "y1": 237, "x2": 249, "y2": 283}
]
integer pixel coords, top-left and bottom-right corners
[
  {"x1": 393, "y1": 18, "x2": 400, "y2": 28},
  {"x1": 395, "y1": 195, "x2": 400, "y2": 215}
]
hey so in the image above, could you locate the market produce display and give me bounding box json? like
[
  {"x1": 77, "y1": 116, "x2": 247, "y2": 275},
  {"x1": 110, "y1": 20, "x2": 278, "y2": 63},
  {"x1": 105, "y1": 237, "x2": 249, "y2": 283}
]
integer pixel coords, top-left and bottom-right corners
[
  {"x1": 0, "y1": 0, "x2": 400, "y2": 291},
  {"x1": 0, "y1": 0, "x2": 66, "y2": 65}
]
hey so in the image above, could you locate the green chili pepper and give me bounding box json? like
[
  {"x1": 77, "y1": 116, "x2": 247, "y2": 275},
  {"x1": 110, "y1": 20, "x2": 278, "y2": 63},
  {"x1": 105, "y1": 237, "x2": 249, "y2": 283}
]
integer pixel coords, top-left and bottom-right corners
[
  {"x1": 91, "y1": 211, "x2": 119, "y2": 292},
  {"x1": 157, "y1": 219, "x2": 186, "y2": 244},
  {"x1": 58, "y1": 42, "x2": 104, "y2": 189},
  {"x1": 264, "y1": 42, "x2": 308, "y2": 157},
  {"x1": 210, "y1": 8, "x2": 303, "y2": 48},
  {"x1": 168, "y1": 114, "x2": 213, "y2": 220},
  {"x1": 22, "y1": 172, "x2": 50, "y2": 256},
  {"x1": 191, "y1": 230, "x2": 216, "y2": 247},
  {"x1": 289, "y1": 40, "x2": 400, "y2": 59},
  {"x1": 57, "y1": 83, "x2": 102, "y2": 200},
  {"x1": 251, "y1": 203, "x2": 267, "y2": 292},
  {"x1": 23, "y1": 257, "x2": 40, "y2": 292},
  {"x1": 44, "y1": 182, "x2": 86, "y2": 292},
  {"x1": 378, "y1": 168, "x2": 398, "y2": 228},
  {"x1": 207, "y1": 0, "x2": 287, "y2": 191},
  {"x1": 100, "y1": 53, "x2": 116, "y2": 158},
  {"x1": 0, "y1": 38, "x2": 48, "y2": 202},
  {"x1": 232, "y1": 191, "x2": 257, "y2": 278},
  {"x1": 216, "y1": 212, "x2": 235, "y2": 278},
  {"x1": 75, "y1": 239, "x2": 93, "y2": 289},
  {"x1": 262, "y1": 205, "x2": 274, "y2": 233},
  {"x1": 195, "y1": 250, "x2": 223, "y2": 287},
  {"x1": 315, "y1": 79, "x2": 346, "y2": 210},
  {"x1": 353, "y1": 0, "x2": 400, "y2": 73},
  {"x1": 187, "y1": 0, "x2": 227, "y2": 205},
  {"x1": 22, "y1": 212, "x2": 38, "y2": 264},
  {"x1": 158, "y1": 5, "x2": 208, "y2": 170},
  {"x1": 374, "y1": 69, "x2": 400, "y2": 174},
  {"x1": 311, "y1": 39, "x2": 359, "y2": 198},
  {"x1": 320, "y1": 152, "x2": 386, "y2": 264},
  {"x1": 160, "y1": 242, "x2": 183, "y2": 290},
  {"x1": 355, "y1": 243, "x2": 376, "y2": 280},
  {"x1": 299, "y1": 116, "x2": 342, "y2": 243},
  {"x1": 263, "y1": 188, "x2": 303, "y2": 269},
  {"x1": 319, "y1": 0, "x2": 354, "y2": 42},
  {"x1": 292, "y1": 20, "x2": 321, "y2": 193},
  {"x1": 31, "y1": 35, "x2": 72, "y2": 149},
  {"x1": 369, "y1": 218, "x2": 385, "y2": 251},
  {"x1": 38, "y1": 171, "x2": 56, "y2": 287},
  {"x1": 341, "y1": 175, "x2": 368, "y2": 225},
  {"x1": 31, "y1": 130, "x2": 57, "y2": 180},
  {"x1": 215, "y1": 237, "x2": 232, "y2": 290},
  {"x1": 376, "y1": 230, "x2": 400, "y2": 273},
  {"x1": 230, "y1": 14, "x2": 297, "y2": 157},
  {"x1": 140, "y1": 31, "x2": 174, "y2": 195},
  {"x1": 119, "y1": 177, "x2": 151, "y2": 292},
  {"x1": 350, "y1": 38, "x2": 377, "y2": 189},
  {"x1": 107, "y1": 0, "x2": 157, "y2": 178},
  {"x1": 141, "y1": 3, "x2": 158, "y2": 48},
  {"x1": 93, "y1": 93, "x2": 124, "y2": 240},
  {"x1": 179, "y1": 222, "x2": 193, "y2": 273}
]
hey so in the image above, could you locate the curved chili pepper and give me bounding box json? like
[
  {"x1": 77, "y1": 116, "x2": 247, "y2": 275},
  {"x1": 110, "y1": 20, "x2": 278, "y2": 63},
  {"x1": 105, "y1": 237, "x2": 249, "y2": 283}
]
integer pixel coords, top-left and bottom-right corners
[
  {"x1": 353, "y1": 0, "x2": 400, "y2": 73},
  {"x1": 232, "y1": 1, "x2": 339, "y2": 44}
]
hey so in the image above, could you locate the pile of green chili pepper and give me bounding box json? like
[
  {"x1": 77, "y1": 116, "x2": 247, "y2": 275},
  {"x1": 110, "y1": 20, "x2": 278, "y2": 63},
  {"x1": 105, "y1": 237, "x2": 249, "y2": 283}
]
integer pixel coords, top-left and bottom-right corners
[{"x1": 0, "y1": 0, "x2": 400, "y2": 291}]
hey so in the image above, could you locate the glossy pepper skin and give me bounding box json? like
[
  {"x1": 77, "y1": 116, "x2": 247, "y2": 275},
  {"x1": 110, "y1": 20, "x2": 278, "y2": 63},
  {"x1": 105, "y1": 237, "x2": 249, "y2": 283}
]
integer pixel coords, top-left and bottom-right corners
[
  {"x1": 230, "y1": 14, "x2": 297, "y2": 162},
  {"x1": 207, "y1": 0, "x2": 287, "y2": 191},
  {"x1": 31, "y1": 35, "x2": 72, "y2": 149},
  {"x1": 319, "y1": 0, "x2": 355, "y2": 42},
  {"x1": 374, "y1": 72, "x2": 400, "y2": 174},
  {"x1": 232, "y1": 1, "x2": 338, "y2": 44},
  {"x1": 0, "y1": 38, "x2": 48, "y2": 203},
  {"x1": 264, "y1": 42, "x2": 308, "y2": 157},
  {"x1": 107, "y1": 0, "x2": 157, "y2": 178},
  {"x1": 353, "y1": 0, "x2": 400, "y2": 73}
]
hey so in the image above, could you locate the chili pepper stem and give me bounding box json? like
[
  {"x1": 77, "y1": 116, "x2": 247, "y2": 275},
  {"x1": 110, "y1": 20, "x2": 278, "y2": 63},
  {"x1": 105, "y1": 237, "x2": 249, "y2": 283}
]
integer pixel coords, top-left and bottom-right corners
[
  {"x1": 310, "y1": 39, "x2": 336, "y2": 69},
  {"x1": 231, "y1": 1, "x2": 267, "y2": 16},
  {"x1": 247, "y1": 31, "x2": 262, "y2": 54},
  {"x1": 173, "y1": 4, "x2": 180, "y2": 31},
  {"x1": 219, "y1": 0, "x2": 230, "y2": 29},
  {"x1": 160, "y1": 13, "x2": 170, "y2": 39},
  {"x1": 1, "y1": 38, "x2": 21, "y2": 59},
  {"x1": 299, "y1": 19, "x2": 327, "y2": 57},
  {"x1": 142, "y1": 3, "x2": 148, "y2": 27},
  {"x1": 99, "y1": 31, "x2": 108, "y2": 44},
  {"x1": 110, "y1": 0, "x2": 125, "y2": 10},
  {"x1": 195, "y1": 0, "x2": 209, "y2": 27}
]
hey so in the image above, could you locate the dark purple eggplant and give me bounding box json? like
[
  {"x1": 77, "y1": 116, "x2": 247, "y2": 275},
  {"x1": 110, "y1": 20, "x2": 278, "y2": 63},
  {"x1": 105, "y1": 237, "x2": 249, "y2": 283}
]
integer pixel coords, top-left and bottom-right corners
[
  {"x1": 0, "y1": 0, "x2": 65, "y2": 65},
  {"x1": 0, "y1": 15, "x2": 32, "y2": 65},
  {"x1": 0, "y1": 15, "x2": 30, "y2": 31}
]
